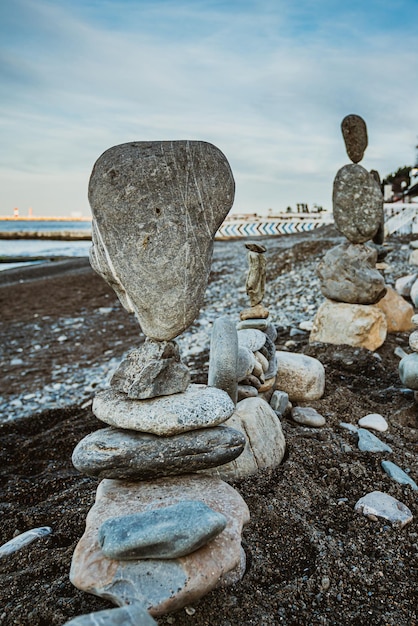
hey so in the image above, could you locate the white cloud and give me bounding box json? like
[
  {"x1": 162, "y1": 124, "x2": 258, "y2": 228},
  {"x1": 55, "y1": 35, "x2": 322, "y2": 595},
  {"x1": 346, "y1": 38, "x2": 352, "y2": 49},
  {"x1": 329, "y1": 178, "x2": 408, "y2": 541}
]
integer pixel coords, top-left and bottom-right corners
[{"x1": 0, "y1": 0, "x2": 418, "y2": 216}]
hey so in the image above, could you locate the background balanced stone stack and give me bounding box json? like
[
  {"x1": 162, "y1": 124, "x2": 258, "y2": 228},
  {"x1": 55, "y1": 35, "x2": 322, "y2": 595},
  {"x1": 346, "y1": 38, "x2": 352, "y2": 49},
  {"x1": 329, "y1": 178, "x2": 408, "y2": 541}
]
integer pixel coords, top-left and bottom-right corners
[
  {"x1": 67, "y1": 141, "x2": 251, "y2": 624},
  {"x1": 310, "y1": 115, "x2": 413, "y2": 351}
]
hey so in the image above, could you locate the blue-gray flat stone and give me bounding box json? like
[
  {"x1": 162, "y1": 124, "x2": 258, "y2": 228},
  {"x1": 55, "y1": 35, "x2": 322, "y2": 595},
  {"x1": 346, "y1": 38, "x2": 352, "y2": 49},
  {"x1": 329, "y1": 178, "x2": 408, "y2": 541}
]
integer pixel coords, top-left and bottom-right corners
[
  {"x1": 237, "y1": 329, "x2": 266, "y2": 352},
  {"x1": 381, "y1": 460, "x2": 418, "y2": 491},
  {"x1": 72, "y1": 425, "x2": 245, "y2": 480},
  {"x1": 208, "y1": 316, "x2": 238, "y2": 404},
  {"x1": 89, "y1": 140, "x2": 234, "y2": 340},
  {"x1": 63, "y1": 605, "x2": 156, "y2": 626},
  {"x1": 98, "y1": 500, "x2": 227, "y2": 560},
  {"x1": 357, "y1": 428, "x2": 392, "y2": 453}
]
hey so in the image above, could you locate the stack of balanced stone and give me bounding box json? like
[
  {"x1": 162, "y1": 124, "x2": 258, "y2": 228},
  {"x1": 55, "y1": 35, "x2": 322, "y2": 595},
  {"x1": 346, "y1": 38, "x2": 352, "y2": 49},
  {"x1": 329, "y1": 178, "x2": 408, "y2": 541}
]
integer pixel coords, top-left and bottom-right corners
[
  {"x1": 67, "y1": 141, "x2": 251, "y2": 625},
  {"x1": 310, "y1": 114, "x2": 413, "y2": 351}
]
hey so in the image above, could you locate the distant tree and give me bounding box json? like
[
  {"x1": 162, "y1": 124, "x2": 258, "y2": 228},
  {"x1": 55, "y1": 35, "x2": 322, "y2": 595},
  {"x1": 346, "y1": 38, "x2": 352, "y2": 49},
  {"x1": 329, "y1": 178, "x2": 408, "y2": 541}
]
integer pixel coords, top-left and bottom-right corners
[
  {"x1": 286, "y1": 206, "x2": 292, "y2": 213},
  {"x1": 383, "y1": 165, "x2": 412, "y2": 194}
]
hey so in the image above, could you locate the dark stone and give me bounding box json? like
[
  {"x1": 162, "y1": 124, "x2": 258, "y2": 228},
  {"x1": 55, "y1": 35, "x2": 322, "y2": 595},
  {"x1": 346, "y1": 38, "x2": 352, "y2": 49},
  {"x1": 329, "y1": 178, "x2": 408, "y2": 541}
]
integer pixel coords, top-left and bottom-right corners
[
  {"x1": 341, "y1": 114, "x2": 368, "y2": 163},
  {"x1": 72, "y1": 425, "x2": 246, "y2": 480}
]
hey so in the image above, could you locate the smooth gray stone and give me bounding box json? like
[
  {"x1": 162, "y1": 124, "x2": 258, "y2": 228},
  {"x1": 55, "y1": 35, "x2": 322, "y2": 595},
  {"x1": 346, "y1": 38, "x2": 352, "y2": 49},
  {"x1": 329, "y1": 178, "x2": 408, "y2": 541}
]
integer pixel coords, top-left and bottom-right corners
[
  {"x1": 110, "y1": 339, "x2": 190, "y2": 399},
  {"x1": 237, "y1": 346, "x2": 256, "y2": 382},
  {"x1": 237, "y1": 328, "x2": 266, "y2": 352},
  {"x1": 72, "y1": 425, "x2": 245, "y2": 480},
  {"x1": 291, "y1": 407, "x2": 325, "y2": 428},
  {"x1": 239, "y1": 375, "x2": 262, "y2": 390},
  {"x1": 357, "y1": 428, "x2": 392, "y2": 453},
  {"x1": 355, "y1": 491, "x2": 413, "y2": 528},
  {"x1": 333, "y1": 164, "x2": 383, "y2": 244},
  {"x1": 341, "y1": 114, "x2": 368, "y2": 163},
  {"x1": 399, "y1": 352, "x2": 418, "y2": 390},
  {"x1": 237, "y1": 385, "x2": 258, "y2": 401},
  {"x1": 208, "y1": 316, "x2": 238, "y2": 404},
  {"x1": 270, "y1": 390, "x2": 289, "y2": 415},
  {"x1": 340, "y1": 422, "x2": 358, "y2": 433},
  {"x1": 64, "y1": 605, "x2": 156, "y2": 626},
  {"x1": 381, "y1": 460, "x2": 418, "y2": 491},
  {"x1": 259, "y1": 334, "x2": 275, "y2": 361},
  {"x1": 236, "y1": 318, "x2": 270, "y2": 331},
  {"x1": 265, "y1": 354, "x2": 278, "y2": 380},
  {"x1": 265, "y1": 323, "x2": 278, "y2": 343},
  {"x1": 93, "y1": 384, "x2": 235, "y2": 436},
  {"x1": 317, "y1": 242, "x2": 386, "y2": 304},
  {"x1": 89, "y1": 140, "x2": 235, "y2": 340},
  {"x1": 98, "y1": 501, "x2": 227, "y2": 560}
]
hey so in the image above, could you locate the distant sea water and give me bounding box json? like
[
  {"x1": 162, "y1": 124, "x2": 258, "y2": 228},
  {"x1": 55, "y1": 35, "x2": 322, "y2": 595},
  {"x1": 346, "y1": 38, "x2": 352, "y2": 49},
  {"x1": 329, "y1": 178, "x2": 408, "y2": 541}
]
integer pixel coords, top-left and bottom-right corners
[{"x1": 0, "y1": 220, "x2": 92, "y2": 271}]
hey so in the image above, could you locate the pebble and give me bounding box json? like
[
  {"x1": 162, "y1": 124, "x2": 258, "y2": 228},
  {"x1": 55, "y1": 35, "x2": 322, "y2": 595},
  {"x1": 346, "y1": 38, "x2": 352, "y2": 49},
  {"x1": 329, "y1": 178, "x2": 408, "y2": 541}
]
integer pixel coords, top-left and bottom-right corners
[
  {"x1": 354, "y1": 491, "x2": 413, "y2": 528},
  {"x1": 399, "y1": 352, "x2": 418, "y2": 390},
  {"x1": 395, "y1": 273, "x2": 417, "y2": 297},
  {"x1": 63, "y1": 604, "x2": 157, "y2": 625},
  {"x1": 299, "y1": 320, "x2": 313, "y2": 331},
  {"x1": 270, "y1": 390, "x2": 290, "y2": 415},
  {"x1": 275, "y1": 351, "x2": 325, "y2": 401},
  {"x1": 237, "y1": 328, "x2": 266, "y2": 352},
  {"x1": 381, "y1": 460, "x2": 418, "y2": 491},
  {"x1": 72, "y1": 425, "x2": 246, "y2": 480},
  {"x1": 92, "y1": 384, "x2": 235, "y2": 436},
  {"x1": 97, "y1": 501, "x2": 227, "y2": 559},
  {"x1": 358, "y1": 413, "x2": 388, "y2": 432},
  {"x1": 409, "y1": 330, "x2": 418, "y2": 352},
  {"x1": 208, "y1": 316, "x2": 238, "y2": 404},
  {"x1": 291, "y1": 407, "x2": 326, "y2": 428},
  {"x1": 236, "y1": 347, "x2": 257, "y2": 382},
  {"x1": 0, "y1": 527, "x2": 52, "y2": 558},
  {"x1": 237, "y1": 318, "x2": 269, "y2": 331},
  {"x1": 237, "y1": 385, "x2": 258, "y2": 401},
  {"x1": 357, "y1": 428, "x2": 392, "y2": 453}
]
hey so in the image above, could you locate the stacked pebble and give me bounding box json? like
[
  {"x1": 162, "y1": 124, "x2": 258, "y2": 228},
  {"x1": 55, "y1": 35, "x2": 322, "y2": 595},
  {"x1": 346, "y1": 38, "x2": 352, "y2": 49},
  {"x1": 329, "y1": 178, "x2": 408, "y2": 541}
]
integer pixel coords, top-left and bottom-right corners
[
  {"x1": 67, "y1": 140, "x2": 251, "y2": 624},
  {"x1": 399, "y1": 314, "x2": 418, "y2": 401},
  {"x1": 310, "y1": 115, "x2": 413, "y2": 350}
]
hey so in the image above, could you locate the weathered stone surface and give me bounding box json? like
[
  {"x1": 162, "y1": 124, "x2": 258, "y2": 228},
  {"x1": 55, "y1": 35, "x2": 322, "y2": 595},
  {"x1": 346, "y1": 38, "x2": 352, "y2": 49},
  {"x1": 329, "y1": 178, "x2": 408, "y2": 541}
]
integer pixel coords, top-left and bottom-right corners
[
  {"x1": 291, "y1": 407, "x2": 326, "y2": 428},
  {"x1": 381, "y1": 461, "x2": 418, "y2": 491},
  {"x1": 357, "y1": 428, "x2": 392, "y2": 453},
  {"x1": 92, "y1": 384, "x2": 235, "y2": 436},
  {"x1": 205, "y1": 397, "x2": 286, "y2": 480},
  {"x1": 246, "y1": 250, "x2": 266, "y2": 307},
  {"x1": 254, "y1": 350, "x2": 269, "y2": 373},
  {"x1": 72, "y1": 425, "x2": 246, "y2": 480},
  {"x1": 395, "y1": 273, "x2": 417, "y2": 298},
  {"x1": 70, "y1": 475, "x2": 250, "y2": 615},
  {"x1": 270, "y1": 390, "x2": 290, "y2": 415},
  {"x1": 239, "y1": 374, "x2": 262, "y2": 390},
  {"x1": 89, "y1": 140, "x2": 235, "y2": 340},
  {"x1": 399, "y1": 352, "x2": 418, "y2": 390},
  {"x1": 317, "y1": 242, "x2": 386, "y2": 304},
  {"x1": 274, "y1": 351, "x2": 325, "y2": 401},
  {"x1": 310, "y1": 300, "x2": 387, "y2": 351},
  {"x1": 374, "y1": 286, "x2": 414, "y2": 333},
  {"x1": 237, "y1": 317, "x2": 270, "y2": 330},
  {"x1": 110, "y1": 339, "x2": 189, "y2": 399},
  {"x1": 239, "y1": 305, "x2": 269, "y2": 321},
  {"x1": 98, "y1": 501, "x2": 227, "y2": 559},
  {"x1": 358, "y1": 413, "x2": 388, "y2": 432},
  {"x1": 63, "y1": 604, "x2": 157, "y2": 625},
  {"x1": 237, "y1": 346, "x2": 257, "y2": 382},
  {"x1": 237, "y1": 328, "x2": 266, "y2": 352},
  {"x1": 354, "y1": 491, "x2": 413, "y2": 527},
  {"x1": 265, "y1": 323, "x2": 278, "y2": 343},
  {"x1": 208, "y1": 316, "x2": 238, "y2": 404},
  {"x1": 341, "y1": 114, "x2": 368, "y2": 163},
  {"x1": 237, "y1": 385, "x2": 258, "y2": 401},
  {"x1": 333, "y1": 164, "x2": 383, "y2": 243},
  {"x1": 410, "y1": 277, "x2": 418, "y2": 306},
  {"x1": 260, "y1": 335, "x2": 275, "y2": 361},
  {"x1": 409, "y1": 330, "x2": 418, "y2": 352}
]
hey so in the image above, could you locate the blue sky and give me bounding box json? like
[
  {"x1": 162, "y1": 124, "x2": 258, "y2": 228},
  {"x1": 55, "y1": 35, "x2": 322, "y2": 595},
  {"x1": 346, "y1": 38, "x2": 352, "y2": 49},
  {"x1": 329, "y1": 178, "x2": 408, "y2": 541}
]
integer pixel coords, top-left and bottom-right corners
[{"x1": 1, "y1": 0, "x2": 418, "y2": 218}]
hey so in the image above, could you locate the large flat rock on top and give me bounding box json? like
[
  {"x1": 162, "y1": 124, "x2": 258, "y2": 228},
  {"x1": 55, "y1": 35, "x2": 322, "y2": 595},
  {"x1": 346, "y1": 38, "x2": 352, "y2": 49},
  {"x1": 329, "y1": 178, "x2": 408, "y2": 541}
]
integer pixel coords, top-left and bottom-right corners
[{"x1": 89, "y1": 141, "x2": 235, "y2": 340}]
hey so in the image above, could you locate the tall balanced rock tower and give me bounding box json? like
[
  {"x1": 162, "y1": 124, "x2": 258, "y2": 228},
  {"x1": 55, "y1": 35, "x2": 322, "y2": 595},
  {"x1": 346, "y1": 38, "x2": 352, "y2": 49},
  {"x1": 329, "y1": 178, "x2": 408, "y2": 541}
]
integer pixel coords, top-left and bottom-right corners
[
  {"x1": 67, "y1": 141, "x2": 250, "y2": 624},
  {"x1": 310, "y1": 115, "x2": 389, "y2": 351}
]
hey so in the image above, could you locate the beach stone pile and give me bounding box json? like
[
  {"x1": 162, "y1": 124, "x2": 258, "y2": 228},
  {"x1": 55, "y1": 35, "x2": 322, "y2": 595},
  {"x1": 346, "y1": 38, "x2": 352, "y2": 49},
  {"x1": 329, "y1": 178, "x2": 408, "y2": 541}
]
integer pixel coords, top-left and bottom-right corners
[
  {"x1": 68, "y1": 141, "x2": 251, "y2": 624},
  {"x1": 310, "y1": 114, "x2": 413, "y2": 350}
]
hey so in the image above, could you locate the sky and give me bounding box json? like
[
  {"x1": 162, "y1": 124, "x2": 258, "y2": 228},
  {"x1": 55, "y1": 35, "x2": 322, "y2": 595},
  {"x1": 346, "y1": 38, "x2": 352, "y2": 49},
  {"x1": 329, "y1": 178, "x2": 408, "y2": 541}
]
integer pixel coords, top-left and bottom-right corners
[{"x1": 1, "y1": 0, "x2": 418, "y2": 219}]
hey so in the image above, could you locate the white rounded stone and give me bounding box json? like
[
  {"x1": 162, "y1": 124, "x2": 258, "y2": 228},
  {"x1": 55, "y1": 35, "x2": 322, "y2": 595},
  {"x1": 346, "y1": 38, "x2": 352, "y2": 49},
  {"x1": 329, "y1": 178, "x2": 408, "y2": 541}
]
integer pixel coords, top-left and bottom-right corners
[
  {"x1": 409, "y1": 331, "x2": 418, "y2": 352},
  {"x1": 274, "y1": 351, "x2": 325, "y2": 401},
  {"x1": 358, "y1": 413, "x2": 388, "y2": 432}
]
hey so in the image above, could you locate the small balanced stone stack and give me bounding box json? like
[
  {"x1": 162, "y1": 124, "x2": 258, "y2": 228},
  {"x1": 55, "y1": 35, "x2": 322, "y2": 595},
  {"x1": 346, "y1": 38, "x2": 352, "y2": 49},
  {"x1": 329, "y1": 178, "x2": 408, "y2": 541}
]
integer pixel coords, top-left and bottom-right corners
[
  {"x1": 236, "y1": 241, "x2": 278, "y2": 402},
  {"x1": 67, "y1": 141, "x2": 250, "y2": 624},
  {"x1": 310, "y1": 114, "x2": 412, "y2": 351}
]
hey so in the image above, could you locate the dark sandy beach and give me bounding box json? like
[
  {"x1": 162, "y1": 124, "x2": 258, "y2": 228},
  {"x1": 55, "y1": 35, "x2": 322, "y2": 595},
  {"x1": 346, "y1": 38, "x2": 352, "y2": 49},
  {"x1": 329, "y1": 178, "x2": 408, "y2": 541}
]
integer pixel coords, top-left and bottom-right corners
[{"x1": 0, "y1": 230, "x2": 417, "y2": 625}]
